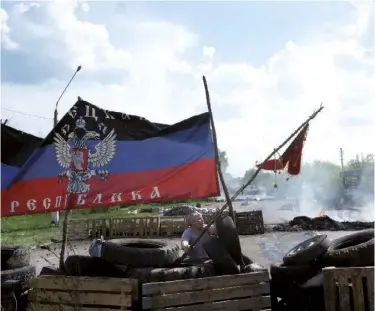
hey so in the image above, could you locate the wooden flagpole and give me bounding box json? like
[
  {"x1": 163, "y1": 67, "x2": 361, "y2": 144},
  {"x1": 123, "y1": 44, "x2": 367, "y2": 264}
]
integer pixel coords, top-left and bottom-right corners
[
  {"x1": 203, "y1": 76, "x2": 235, "y2": 221},
  {"x1": 177, "y1": 103, "x2": 324, "y2": 263}
]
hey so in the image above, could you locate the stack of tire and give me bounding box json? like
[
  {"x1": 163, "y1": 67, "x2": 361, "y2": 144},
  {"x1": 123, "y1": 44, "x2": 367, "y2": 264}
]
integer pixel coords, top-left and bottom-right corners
[
  {"x1": 1, "y1": 246, "x2": 36, "y2": 311},
  {"x1": 270, "y1": 229, "x2": 374, "y2": 311},
  {"x1": 43, "y1": 215, "x2": 260, "y2": 284}
]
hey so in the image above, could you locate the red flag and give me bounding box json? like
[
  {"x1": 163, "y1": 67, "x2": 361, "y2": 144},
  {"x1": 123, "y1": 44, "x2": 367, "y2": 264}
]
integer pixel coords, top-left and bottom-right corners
[{"x1": 256, "y1": 124, "x2": 309, "y2": 175}]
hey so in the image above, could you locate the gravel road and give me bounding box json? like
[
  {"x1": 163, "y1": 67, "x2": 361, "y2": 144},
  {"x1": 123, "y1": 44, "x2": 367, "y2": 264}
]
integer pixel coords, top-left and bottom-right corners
[{"x1": 31, "y1": 230, "x2": 359, "y2": 275}]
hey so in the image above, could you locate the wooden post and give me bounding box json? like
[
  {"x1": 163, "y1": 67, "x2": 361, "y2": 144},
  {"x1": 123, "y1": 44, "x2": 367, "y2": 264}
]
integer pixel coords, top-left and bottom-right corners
[
  {"x1": 202, "y1": 76, "x2": 235, "y2": 222},
  {"x1": 177, "y1": 103, "x2": 324, "y2": 263}
]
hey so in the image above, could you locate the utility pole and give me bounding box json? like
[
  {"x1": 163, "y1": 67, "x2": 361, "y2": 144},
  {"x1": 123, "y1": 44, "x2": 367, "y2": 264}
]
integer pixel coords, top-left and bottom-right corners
[
  {"x1": 340, "y1": 148, "x2": 344, "y2": 171},
  {"x1": 51, "y1": 65, "x2": 82, "y2": 226}
]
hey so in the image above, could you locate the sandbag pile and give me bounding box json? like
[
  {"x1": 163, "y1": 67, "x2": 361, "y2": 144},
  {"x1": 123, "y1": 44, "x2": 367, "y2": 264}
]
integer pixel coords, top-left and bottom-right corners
[{"x1": 272, "y1": 215, "x2": 374, "y2": 232}]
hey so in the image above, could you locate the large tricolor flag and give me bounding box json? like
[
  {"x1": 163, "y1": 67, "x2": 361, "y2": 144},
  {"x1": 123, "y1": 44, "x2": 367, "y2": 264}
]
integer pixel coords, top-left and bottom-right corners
[{"x1": 2, "y1": 99, "x2": 219, "y2": 216}]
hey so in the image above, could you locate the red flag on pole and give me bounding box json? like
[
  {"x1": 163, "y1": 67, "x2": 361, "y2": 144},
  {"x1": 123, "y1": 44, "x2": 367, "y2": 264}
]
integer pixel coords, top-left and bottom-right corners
[{"x1": 256, "y1": 123, "x2": 309, "y2": 175}]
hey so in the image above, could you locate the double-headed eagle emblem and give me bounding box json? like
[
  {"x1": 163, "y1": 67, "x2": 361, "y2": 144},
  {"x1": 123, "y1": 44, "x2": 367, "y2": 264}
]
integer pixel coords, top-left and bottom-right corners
[{"x1": 53, "y1": 117, "x2": 117, "y2": 194}]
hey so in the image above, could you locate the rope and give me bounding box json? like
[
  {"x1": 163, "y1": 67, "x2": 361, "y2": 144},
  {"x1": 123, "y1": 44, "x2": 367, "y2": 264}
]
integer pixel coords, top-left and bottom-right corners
[{"x1": 1, "y1": 107, "x2": 52, "y2": 120}]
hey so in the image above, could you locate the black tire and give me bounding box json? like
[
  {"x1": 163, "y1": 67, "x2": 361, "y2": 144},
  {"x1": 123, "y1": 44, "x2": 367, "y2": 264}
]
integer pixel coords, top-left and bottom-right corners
[
  {"x1": 270, "y1": 263, "x2": 321, "y2": 298},
  {"x1": 283, "y1": 234, "x2": 331, "y2": 266},
  {"x1": 1, "y1": 245, "x2": 31, "y2": 270},
  {"x1": 323, "y1": 229, "x2": 374, "y2": 267},
  {"x1": 203, "y1": 236, "x2": 239, "y2": 275},
  {"x1": 1, "y1": 296, "x2": 17, "y2": 311},
  {"x1": 1, "y1": 280, "x2": 23, "y2": 299},
  {"x1": 125, "y1": 262, "x2": 216, "y2": 283},
  {"x1": 1, "y1": 265, "x2": 36, "y2": 292},
  {"x1": 271, "y1": 263, "x2": 321, "y2": 284},
  {"x1": 101, "y1": 239, "x2": 179, "y2": 268},
  {"x1": 242, "y1": 254, "x2": 253, "y2": 265},
  {"x1": 39, "y1": 266, "x2": 65, "y2": 276},
  {"x1": 64, "y1": 255, "x2": 127, "y2": 277},
  {"x1": 215, "y1": 215, "x2": 244, "y2": 265}
]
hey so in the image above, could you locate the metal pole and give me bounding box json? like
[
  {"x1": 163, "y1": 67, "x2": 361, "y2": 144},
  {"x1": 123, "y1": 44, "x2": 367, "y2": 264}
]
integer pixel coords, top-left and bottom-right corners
[
  {"x1": 203, "y1": 76, "x2": 235, "y2": 221},
  {"x1": 176, "y1": 104, "x2": 324, "y2": 263},
  {"x1": 53, "y1": 66, "x2": 82, "y2": 271},
  {"x1": 52, "y1": 65, "x2": 82, "y2": 227}
]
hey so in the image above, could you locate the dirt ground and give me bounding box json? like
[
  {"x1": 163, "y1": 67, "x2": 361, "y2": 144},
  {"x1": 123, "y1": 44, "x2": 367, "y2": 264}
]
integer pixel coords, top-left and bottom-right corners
[{"x1": 30, "y1": 230, "x2": 358, "y2": 275}]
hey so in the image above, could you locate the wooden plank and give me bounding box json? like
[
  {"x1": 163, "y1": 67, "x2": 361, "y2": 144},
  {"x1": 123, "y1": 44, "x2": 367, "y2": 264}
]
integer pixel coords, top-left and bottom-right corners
[
  {"x1": 29, "y1": 276, "x2": 136, "y2": 292},
  {"x1": 142, "y1": 283, "x2": 269, "y2": 309},
  {"x1": 366, "y1": 268, "x2": 374, "y2": 310},
  {"x1": 337, "y1": 272, "x2": 350, "y2": 311},
  {"x1": 152, "y1": 296, "x2": 271, "y2": 311},
  {"x1": 323, "y1": 267, "x2": 337, "y2": 311},
  {"x1": 27, "y1": 303, "x2": 120, "y2": 311},
  {"x1": 29, "y1": 290, "x2": 131, "y2": 307},
  {"x1": 351, "y1": 273, "x2": 365, "y2": 311},
  {"x1": 143, "y1": 271, "x2": 269, "y2": 295}
]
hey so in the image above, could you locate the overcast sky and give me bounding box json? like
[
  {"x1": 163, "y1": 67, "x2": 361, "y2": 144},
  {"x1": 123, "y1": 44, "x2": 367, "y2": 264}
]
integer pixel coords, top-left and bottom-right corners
[{"x1": 1, "y1": 0, "x2": 374, "y2": 177}]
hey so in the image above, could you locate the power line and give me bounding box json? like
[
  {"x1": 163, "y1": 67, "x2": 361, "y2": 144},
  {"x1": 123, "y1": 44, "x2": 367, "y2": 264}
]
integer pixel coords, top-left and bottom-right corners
[{"x1": 1, "y1": 107, "x2": 52, "y2": 120}]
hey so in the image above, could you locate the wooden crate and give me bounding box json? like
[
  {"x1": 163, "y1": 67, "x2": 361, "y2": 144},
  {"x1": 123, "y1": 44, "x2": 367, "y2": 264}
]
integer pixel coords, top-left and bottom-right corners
[
  {"x1": 110, "y1": 217, "x2": 148, "y2": 237},
  {"x1": 28, "y1": 275, "x2": 139, "y2": 311},
  {"x1": 235, "y1": 211, "x2": 264, "y2": 235},
  {"x1": 323, "y1": 266, "x2": 374, "y2": 311},
  {"x1": 67, "y1": 219, "x2": 89, "y2": 241},
  {"x1": 142, "y1": 271, "x2": 271, "y2": 311},
  {"x1": 88, "y1": 218, "x2": 110, "y2": 238},
  {"x1": 159, "y1": 217, "x2": 186, "y2": 236},
  {"x1": 143, "y1": 217, "x2": 161, "y2": 237}
]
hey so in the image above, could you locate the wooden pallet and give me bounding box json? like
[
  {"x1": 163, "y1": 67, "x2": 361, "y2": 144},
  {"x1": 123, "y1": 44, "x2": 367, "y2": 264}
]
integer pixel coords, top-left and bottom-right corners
[
  {"x1": 67, "y1": 219, "x2": 89, "y2": 241},
  {"x1": 323, "y1": 266, "x2": 374, "y2": 311},
  {"x1": 235, "y1": 211, "x2": 264, "y2": 235},
  {"x1": 159, "y1": 217, "x2": 186, "y2": 236},
  {"x1": 142, "y1": 271, "x2": 271, "y2": 311},
  {"x1": 28, "y1": 275, "x2": 139, "y2": 311}
]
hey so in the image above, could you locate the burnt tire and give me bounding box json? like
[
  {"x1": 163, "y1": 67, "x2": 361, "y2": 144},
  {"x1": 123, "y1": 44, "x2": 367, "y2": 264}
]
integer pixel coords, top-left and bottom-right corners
[
  {"x1": 1, "y1": 265, "x2": 36, "y2": 292},
  {"x1": 270, "y1": 263, "x2": 321, "y2": 298},
  {"x1": 1, "y1": 245, "x2": 31, "y2": 270},
  {"x1": 215, "y1": 215, "x2": 244, "y2": 265},
  {"x1": 283, "y1": 234, "x2": 331, "y2": 266},
  {"x1": 203, "y1": 236, "x2": 239, "y2": 275},
  {"x1": 323, "y1": 229, "x2": 374, "y2": 267},
  {"x1": 101, "y1": 239, "x2": 179, "y2": 268},
  {"x1": 65, "y1": 255, "x2": 127, "y2": 277},
  {"x1": 125, "y1": 262, "x2": 216, "y2": 283}
]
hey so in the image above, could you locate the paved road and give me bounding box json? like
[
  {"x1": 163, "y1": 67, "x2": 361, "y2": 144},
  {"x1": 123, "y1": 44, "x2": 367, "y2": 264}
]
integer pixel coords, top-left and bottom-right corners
[{"x1": 31, "y1": 230, "x2": 358, "y2": 275}]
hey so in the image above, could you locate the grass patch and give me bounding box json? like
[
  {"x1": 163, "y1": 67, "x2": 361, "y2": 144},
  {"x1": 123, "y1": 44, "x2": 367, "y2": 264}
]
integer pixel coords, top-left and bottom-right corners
[{"x1": 1, "y1": 201, "x2": 199, "y2": 246}]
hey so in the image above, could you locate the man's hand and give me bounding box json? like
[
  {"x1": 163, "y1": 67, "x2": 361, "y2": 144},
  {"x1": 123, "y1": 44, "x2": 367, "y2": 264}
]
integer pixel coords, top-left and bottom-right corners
[{"x1": 181, "y1": 240, "x2": 190, "y2": 251}]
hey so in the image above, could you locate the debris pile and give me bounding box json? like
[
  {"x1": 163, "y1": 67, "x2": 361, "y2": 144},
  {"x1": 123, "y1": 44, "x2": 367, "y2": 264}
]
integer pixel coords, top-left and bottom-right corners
[
  {"x1": 272, "y1": 215, "x2": 374, "y2": 232},
  {"x1": 162, "y1": 205, "x2": 216, "y2": 216}
]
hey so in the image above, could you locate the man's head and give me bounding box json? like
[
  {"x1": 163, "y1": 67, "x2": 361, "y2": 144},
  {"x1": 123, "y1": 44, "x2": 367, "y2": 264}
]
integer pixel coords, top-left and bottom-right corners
[{"x1": 187, "y1": 212, "x2": 204, "y2": 229}]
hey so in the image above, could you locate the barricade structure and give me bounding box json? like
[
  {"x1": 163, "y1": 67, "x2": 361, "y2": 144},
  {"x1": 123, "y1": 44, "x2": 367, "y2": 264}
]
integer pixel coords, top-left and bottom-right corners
[
  {"x1": 141, "y1": 271, "x2": 272, "y2": 311},
  {"x1": 67, "y1": 211, "x2": 265, "y2": 240},
  {"x1": 28, "y1": 275, "x2": 139, "y2": 310}
]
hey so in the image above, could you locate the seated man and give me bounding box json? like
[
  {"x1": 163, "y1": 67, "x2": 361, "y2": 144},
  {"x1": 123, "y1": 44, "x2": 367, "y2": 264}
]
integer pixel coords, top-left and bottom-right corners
[{"x1": 181, "y1": 212, "x2": 216, "y2": 263}]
